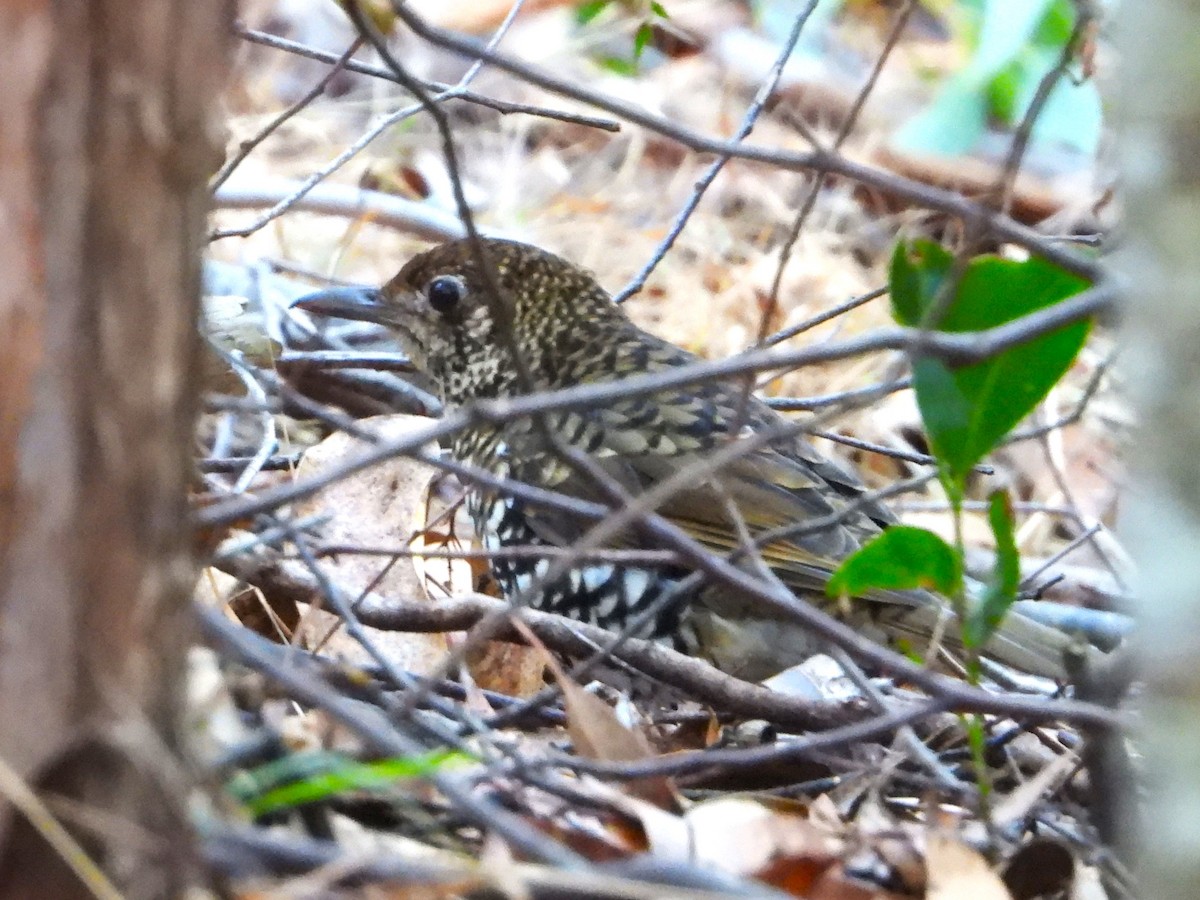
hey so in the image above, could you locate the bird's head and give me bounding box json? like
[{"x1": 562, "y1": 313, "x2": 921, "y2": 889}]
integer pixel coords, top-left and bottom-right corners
[{"x1": 295, "y1": 238, "x2": 628, "y2": 403}]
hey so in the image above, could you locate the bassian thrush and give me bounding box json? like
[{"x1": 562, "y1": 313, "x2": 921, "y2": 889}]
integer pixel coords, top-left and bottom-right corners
[{"x1": 296, "y1": 238, "x2": 1087, "y2": 684}]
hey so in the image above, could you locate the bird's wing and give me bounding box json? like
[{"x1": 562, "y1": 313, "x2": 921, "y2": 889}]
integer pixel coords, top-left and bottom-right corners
[
  {"x1": 493, "y1": 405, "x2": 890, "y2": 594},
  {"x1": 490, "y1": 406, "x2": 1083, "y2": 680}
]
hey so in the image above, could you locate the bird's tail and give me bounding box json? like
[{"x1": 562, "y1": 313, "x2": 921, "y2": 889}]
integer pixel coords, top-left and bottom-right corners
[{"x1": 868, "y1": 589, "x2": 1097, "y2": 682}]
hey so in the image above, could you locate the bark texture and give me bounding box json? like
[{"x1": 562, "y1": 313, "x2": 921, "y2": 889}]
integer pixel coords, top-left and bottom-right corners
[
  {"x1": 0, "y1": 2, "x2": 228, "y2": 896},
  {"x1": 1117, "y1": 0, "x2": 1200, "y2": 895}
]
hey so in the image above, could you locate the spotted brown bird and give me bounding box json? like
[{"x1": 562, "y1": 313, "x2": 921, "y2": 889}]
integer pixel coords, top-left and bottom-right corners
[{"x1": 295, "y1": 237, "x2": 1086, "y2": 684}]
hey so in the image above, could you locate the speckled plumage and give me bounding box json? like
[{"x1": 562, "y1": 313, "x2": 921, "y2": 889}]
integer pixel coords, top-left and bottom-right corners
[{"x1": 306, "y1": 237, "x2": 1083, "y2": 683}]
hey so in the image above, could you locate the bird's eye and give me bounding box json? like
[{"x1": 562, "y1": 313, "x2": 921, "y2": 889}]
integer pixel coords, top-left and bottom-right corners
[{"x1": 426, "y1": 276, "x2": 465, "y2": 314}]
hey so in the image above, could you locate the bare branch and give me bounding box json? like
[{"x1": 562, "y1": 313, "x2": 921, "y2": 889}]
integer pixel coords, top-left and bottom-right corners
[{"x1": 383, "y1": 1, "x2": 1103, "y2": 280}]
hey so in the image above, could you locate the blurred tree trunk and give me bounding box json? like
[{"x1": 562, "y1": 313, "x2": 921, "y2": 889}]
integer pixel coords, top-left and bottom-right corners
[
  {"x1": 1117, "y1": 0, "x2": 1200, "y2": 896},
  {"x1": 0, "y1": 2, "x2": 228, "y2": 897}
]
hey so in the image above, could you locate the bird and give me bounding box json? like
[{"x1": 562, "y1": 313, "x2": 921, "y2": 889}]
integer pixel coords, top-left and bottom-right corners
[{"x1": 294, "y1": 237, "x2": 1090, "y2": 685}]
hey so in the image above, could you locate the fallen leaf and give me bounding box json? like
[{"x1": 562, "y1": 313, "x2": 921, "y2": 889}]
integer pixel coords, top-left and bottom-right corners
[
  {"x1": 1002, "y1": 839, "x2": 1075, "y2": 900},
  {"x1": 809, "y1": 866, "x2": 913, "y2": 900},
  {"x1": 292, "y1": 416, "x2": 453, "y2": 675},
  {"x1": 512, "y1": 617, "x2": 677, "y2": 810},
  {"x1": 420, "y1": 471, "x2": 545, "y2": 697},
  {"x1": 292, "y1": 416, "x2": 543, "y2": 693},
  {"x1": 926, "y1": 834, "x2": 1013, "y2": 900},
  {"x1": 686, "y1": 797, "x2": 843, "y2": 882},
  {"x1": 466, "y1": 639, "x2": 547, "y2": 699}
]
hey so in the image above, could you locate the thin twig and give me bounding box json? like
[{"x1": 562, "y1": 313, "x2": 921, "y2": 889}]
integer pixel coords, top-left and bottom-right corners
[
  {"x1": 234, "y1": 24, "x2": 622, "y2": 132},
  {"x1": 212, "y1": 38, "x2": 364, "y2": 191},
  {"x1": 194, "y1": 275, "x2": 1116, "y2": 529},
  {"x1": 613, "y1": 0, "x2": 823, "y2": 303},
  {"x1": 383, "y1": 1, "x2": 1103, "y2": 280},
  {"x1": 198, "y1": 605, "x2": 586, "y2": 867}
]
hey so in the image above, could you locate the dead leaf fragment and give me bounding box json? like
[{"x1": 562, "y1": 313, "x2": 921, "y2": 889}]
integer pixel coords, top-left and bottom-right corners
[
  {"x1": 518, "y1": 618, "x2": 677, "y2": 810},
  {"x1": 926, "y1": 834, "x2": 1013, "y2": 900},
  {"x1": 291, "y1": 416, "x2": 543, "y2": 692},
  {"x1": 292, "y1": 416, "x2": 453, "y2": 674},
  {"x1": 809, "y1": 867, "x2": 913, "y2": 900},
  {"x1": 1002, "y1": 839, "x2": 1075, "y2": 900},
  {"x1": 686, "y1": 797, "x2": 843, "y2": 882}
]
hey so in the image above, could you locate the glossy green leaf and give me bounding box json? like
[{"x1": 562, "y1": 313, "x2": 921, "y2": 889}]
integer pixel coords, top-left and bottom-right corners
[
  {"x1": 890, "y1": 241, "x2": 1092, "y2": 486},
  {"x1": 987, "y1": 60, "x2": 1023, "y2": 125},
  {"x1": 1034, "y1": 0, "x2": 1075, "y2": 45},
  {"x1": 910, "y1": 356, "x2": 972, "y2": 496},
  {"x1": 888, "y1": 239, "x2": 953, "y2": 327},
  {"x1": 228, "y1": 750, "x2": 470, "y2": 818},
  {"x1": 827, "y1": 526, "x2": 962, "y2": 598},
  {"x1": 895, "y1": 0, "x2": 1096, "y2": 159}
]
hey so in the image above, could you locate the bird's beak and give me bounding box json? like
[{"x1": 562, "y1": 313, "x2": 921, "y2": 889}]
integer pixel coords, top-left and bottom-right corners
[{"x1": 291, "y1": 285, "x2": 388, "y2": 324}]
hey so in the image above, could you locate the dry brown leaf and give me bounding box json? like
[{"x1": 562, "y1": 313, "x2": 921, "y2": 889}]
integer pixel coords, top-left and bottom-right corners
[
  {"x1": 650, "y1": 711, "x2": 720, "y2": 754},
  {"x1": 686, "y1": 797, "x2": 844, "y2": 882},
  {"x1": 809, "y1": 866, "x2": 914, "y2": 900},
  {"x1": 563, "y1": 681, "x2": 654, "y2": 767},
  {"x1": 420, "y1": 471, "x2": 546, "y2": 697},
  {"x1": 292, "y1": 416, "x2": 454, "y2": 675},
  {"x1": 533, "y1": 786, "x2": 644, "y2": 862},
  {"x1": 465, "y1": 639, "x2": 547, "y2": 699},
  {"x1": 872, "y1": 145, "x2": 1077, "y2": 227},
  {"x1": 612, "y1": 794, "x2": 691, "y2": 860},
  {"x1": 511, "y1": 617, "x2": 678, "y2": 810},
  {"x1": 1001, "y1": 839, "x2": 1075, "y2": 900},
  {"x1": 225, "y1": 579, "x2": 300, "y2": 642},
  {"x1": 292, "y1": 416, "x2": 545, "y2": 691},
  {"x1": 925, "y1": 834, "x2": 1013, "y2": 900},
  {"x1": 511, "y1": 617, "x2": 655, "y2": 766},
  {"x1": 758, "y1": 850, "x2": 848, "y2": 896}
]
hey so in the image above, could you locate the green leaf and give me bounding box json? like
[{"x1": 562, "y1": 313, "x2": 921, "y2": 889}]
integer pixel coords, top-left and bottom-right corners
[
  {"x1": 633, "y1": 21, "x2": 654, "y2": 61},
  {"x1": 226, "y1": 750, "x2": 345, "y2": 803},
  {"x1": 596, "y1": 55, "x2": 638, "y2": 76},
  {"x1": 1016, "y1": 55, "x2": 1103, "y2": 155},
  {"x1": 964, "y1": 713, "x2": 993, "y2": 797},
  {"x1": 1034, "y1": 0, "x2": 1075, "y2": 46},
  {"x1": 897, "y1": 0, "x2": 1046, "y2": 156},
  {"x1": 986, "y1": 60, "x2": 1023, "y2": 125},
  {"x1": 967, "y1": 0, "x2": 1052, "y2": 81},
  {"x1": 228, "y1": 750, "x2": 470, "y2": 818},
  {"x1": 910, "y1": 356, "x2": 973, "y2": 492},
  {"x1": 575, "y1": 0, "x2": 611, "y2": 25},
  {"x1": 890, "y1": 241, "x2": 1092, "y2": 485},
  {"x1": 888, "y1": 239, "x2": 953, "y2": 326},
  {"x1": 964, "y1": 491, "x2": 1021, "y2": 648},
  {"x1": 650, "y1": 1, "x2": 669, "y2": 18},
  {"x1": 894, "y1": 80, "x2": 989, "y2": 157},
  {"x1": 827, "y1": 526, "x2": 962, "y2": 598},
  {"x1": 896, "y1": 0, "x2": 1089, "y2": 158}
]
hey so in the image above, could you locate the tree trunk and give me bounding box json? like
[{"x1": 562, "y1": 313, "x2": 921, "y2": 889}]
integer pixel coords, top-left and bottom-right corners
[
  {"x1": 0, "y1": 2, "x2": 228, "y2": 897},
  {"x1": 1117, "y1": 0, "x2": 1200, "y2": 895}
]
